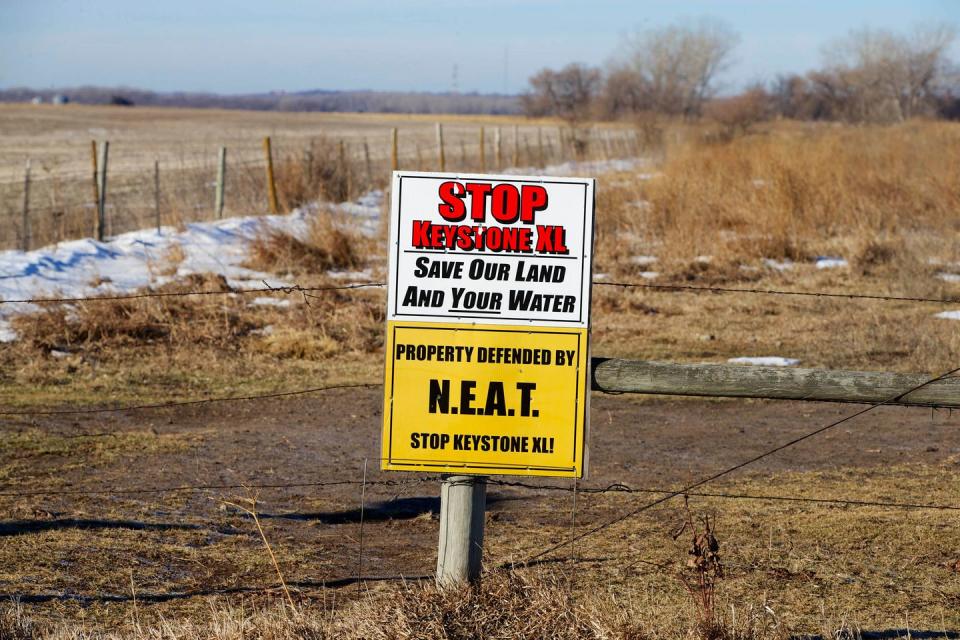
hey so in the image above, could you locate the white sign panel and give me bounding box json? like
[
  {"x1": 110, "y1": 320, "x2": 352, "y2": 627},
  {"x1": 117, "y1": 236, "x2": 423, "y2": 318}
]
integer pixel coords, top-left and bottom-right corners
[{"x1": 386, "y1": 171, "x2": 595, "y2": 328}]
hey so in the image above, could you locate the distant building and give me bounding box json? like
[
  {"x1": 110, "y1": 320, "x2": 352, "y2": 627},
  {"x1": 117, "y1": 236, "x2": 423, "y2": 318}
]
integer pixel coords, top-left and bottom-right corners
[
  {"x1": 30, "y1": 96, "x2": 42, "y2": 105},
  {"x1": 52, "y1": 94, "x2": 69, "y2": 105}
]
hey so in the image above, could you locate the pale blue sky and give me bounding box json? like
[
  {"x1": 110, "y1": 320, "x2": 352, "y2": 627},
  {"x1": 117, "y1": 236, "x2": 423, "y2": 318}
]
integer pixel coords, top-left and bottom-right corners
[{"x1": 1, "y1": 0, "x2": 957, "y2": 94}]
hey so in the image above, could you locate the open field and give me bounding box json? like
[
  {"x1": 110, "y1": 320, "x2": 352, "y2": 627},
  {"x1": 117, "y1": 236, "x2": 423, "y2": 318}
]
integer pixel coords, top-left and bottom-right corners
[
  {"x1": 0, "y1": 104, "x2": 566, "y2": 181},
  {"x1": 2, "y1": 112, "x2": 960, "y2": 637},
  {"x1": 0, "y1": 104, "x2": 636, "y2": 249}
]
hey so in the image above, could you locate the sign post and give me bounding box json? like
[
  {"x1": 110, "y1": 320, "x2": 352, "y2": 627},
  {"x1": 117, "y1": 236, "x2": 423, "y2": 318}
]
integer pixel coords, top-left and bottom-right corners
[{"x1": 382, "y1": 171, "x2": 595, "y2": 585}]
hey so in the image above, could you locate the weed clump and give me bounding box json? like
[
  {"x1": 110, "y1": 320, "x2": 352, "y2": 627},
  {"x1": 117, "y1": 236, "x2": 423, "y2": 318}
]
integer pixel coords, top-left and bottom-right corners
[{"x1": 246, "y1": 210, "x2": 367, "y2": 276}]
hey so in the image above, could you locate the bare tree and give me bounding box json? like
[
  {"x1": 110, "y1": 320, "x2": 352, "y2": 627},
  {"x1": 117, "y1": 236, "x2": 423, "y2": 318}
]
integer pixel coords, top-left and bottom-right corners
[
  {"x1": 821, "y1": 24, "x2": 957, "y2": 121},
  {"x1": 705, "y1": 84, "x2": 773, "y2": 138},
  {"x1": 598, "y1": 67, "x2": 649, "y2": 118},
  {"x1": 613, "y1": 18, "x2": 739, "y2": 117},
  {"x1": 521, "y1": 63, "x2": 602, "y2": 125}
]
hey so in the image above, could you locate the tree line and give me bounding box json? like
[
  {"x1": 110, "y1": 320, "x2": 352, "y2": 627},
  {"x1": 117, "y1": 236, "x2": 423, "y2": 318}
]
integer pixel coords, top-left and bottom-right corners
[
  {"x1": 523, "y1": 20, "x2": 959, "y2": 125},
  {"x1": 0, "y1": 86, "x2": 521, "y2": 115}
]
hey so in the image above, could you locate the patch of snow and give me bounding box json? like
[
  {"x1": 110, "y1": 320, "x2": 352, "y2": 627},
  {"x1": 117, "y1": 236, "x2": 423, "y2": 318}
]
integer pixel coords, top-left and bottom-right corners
[
  {"x1": 49, "y1": 349, "x2": 71, "y2": 358},
  {"x1": 630, "y1": 255, "x2": 657, "y2": 266},
  {"x1": 764, "y1": 259, "x2": 794, "y2": 272},
  {"x1": 935, "y1": 310, "x2": 960, "y2": 320},
  {"x1": 502, "y1": 158, "x2": 648, "y2": 178},
  {"x1": 0, "y1": 320, "x2": 16, "y2": 343},
  {"x1": 327, "y1": 269, "x2": 374, "y2": 281},
  {"x1": 0, "y1": 190, "x2": 389, "y2": 339},
  {"x1": 250, "y1": 297, "x2": 291, "y2": 308},
  {"x1": 728, "y1": 356, "x2": 800, "y2": 366},
  {"x1": 815, "y1": 256, "x2": 848, "y2": 269},
  {"x1": 936, "y1": 272, "x2": 960, "y2": 283},
  {"x1": 593, "y1": 272, "x2": 609, "y2": 281},
  {"x1": 639, "y1": 271, "x2": 660, "y2": 280},
  {"x1": 250, "y1": 325, "x2": 275, "y2": 336},
  {"x1": 751, "y1": 178, "x2": 767, "y2": 188},
  {"x1": 695, "y1": 255, "x2": 712, "y2": 264}
]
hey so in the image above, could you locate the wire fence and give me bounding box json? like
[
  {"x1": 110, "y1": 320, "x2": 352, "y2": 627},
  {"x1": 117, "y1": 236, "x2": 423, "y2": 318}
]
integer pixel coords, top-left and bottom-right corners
[
  {"x1": 1, "y1": 143, "x2": 959, "y2": 615},
  {"x1": 0, "y1": 124, "x2": 641, "y2": 250},
  {"x1": 4, "y1": 276, "x2": 959, "y2": 307}
]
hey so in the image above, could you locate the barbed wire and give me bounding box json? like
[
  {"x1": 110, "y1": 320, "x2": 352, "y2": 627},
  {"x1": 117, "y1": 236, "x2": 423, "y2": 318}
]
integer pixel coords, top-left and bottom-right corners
[
  {"x1": 2, "y1": 277, "x2": 958, "y2": 307},
  {"x1": 0, "y1": 281, "x2": 384, "y2": 306},
  {"x1": 486, "y1": 479, "x2": 960, "y2": 512},
  {"x1": 510, "y1": 363, "x2": 960, "y2": 568},
  {"x1": 0, "y1": 475, "x2": 441, "y2": 498},
  {"x1": 0, "y1": 381, "x2": 379, "y2": 417},
  {"x1": 595, "y1": 280, "x2": 960, "y2": 305},
  {"x1": 5, "y1": 474, "x2": 956, "y2": 512}
]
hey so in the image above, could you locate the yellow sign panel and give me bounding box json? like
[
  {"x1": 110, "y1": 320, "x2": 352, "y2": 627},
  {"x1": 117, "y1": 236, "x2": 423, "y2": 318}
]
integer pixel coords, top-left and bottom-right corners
[{"x1": 382, "y1": 321, "x2": 589, "y2": 477}]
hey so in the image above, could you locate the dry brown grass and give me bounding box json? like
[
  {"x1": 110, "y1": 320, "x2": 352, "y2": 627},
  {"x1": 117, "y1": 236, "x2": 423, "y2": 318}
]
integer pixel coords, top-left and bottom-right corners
[
  {"x1": 0, "y1": 273, "x2": 385, "y2": 407},
  {"x1": 245, "y1": 210, "x2": 367, "y2": 276},
  {"x1": 0, "y1": 104, "x2": 634, "y2": 249},
  {"x1": 594, "y1": 121, "x2": 960, "y2": 282},
  {"x1": 0, "y1": 569, "x2": 792, "y2": 640}
]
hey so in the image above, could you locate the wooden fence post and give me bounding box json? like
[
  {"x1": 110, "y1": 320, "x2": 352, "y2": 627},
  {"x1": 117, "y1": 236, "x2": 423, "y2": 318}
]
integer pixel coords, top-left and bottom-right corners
[
  {"x1": 436, "y1": 475, "x2": 487, "y2": 586},
  {"x1": 20, "y1": 159, "x2": 31, "y2": 252},
  {"x1": 363, "y1": 139, "x2": 372, "y2": 185},
  {"x1": 215, "y1": 146, "x2": 227, "y2": 219},
  {"x1": 391, "y1": 128, "x2": 399, "y2": 172},
  {"x1": 304, "y1": 142, "x2": 315, "y2": 178},
  {"x1": 96, "y1": 141, "x2": 109, "y2": 241},
  {"x1": 479, "y1": 127, "x2": 486, "y2": 172},
  {"x1": 436, "y1": 123, "x2": 446, "y2": 171},
  {"x1": 339, "y1": 139, "x2": 351, "y2": 199},
  {"x1": 537, "y1": 127, "x2": 544, "y2": 168},
  {"x1": 590, "y1": 358, "x2": 960, "y2": 407},
  {"x1": 512, "y1": 124, "x2": 519, "y2": 167},
  {"x1": 89, "y1": 140, "x2": 99, "y2": 215},
  {"x1": 153, "y1": 159, "x2": 161, "y2": 234},
  {"x1": 495, "y1": 127, "x2": 502, "y2": 171},
  {"x1": 263, "y1": 136, "x2": 279, "y2": 214}
]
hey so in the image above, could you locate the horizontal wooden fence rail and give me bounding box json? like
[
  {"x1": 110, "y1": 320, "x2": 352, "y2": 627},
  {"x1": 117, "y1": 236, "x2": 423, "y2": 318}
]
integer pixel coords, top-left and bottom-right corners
[{"x1": 591, "y1": 358, "x2": 960, "y2": 408}]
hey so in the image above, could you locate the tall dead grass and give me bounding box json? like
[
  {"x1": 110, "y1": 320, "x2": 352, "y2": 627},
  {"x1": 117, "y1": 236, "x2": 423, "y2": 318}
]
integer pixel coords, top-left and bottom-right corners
[
  {"x1": 595, "y1": 121, "x2": 960, "y2": 281},
  {"x1": 245, "y1": 209, "x2": 368, "y2": 276},
  {"x1": 9, "y1": 273, "x2": 383, "y2": 359},
  {"x1": 0, "y1": 569, "x2": 796, "y2": 640}
]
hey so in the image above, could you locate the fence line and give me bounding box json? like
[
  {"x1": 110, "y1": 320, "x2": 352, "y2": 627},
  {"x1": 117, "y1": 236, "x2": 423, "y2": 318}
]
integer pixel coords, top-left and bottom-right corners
[
  {"x1": 0, "y1": 281, "x2": 385, "y2": 305},
  {"x1": 3, "y1": 474, "x2": 957, "y2": 512},
  {"x1": 2, "y1": 358, "x2": 957, "y2": 604},
  {"x1": 4, "y1": 355, "x2": 960, "y2": 420},
  {"x1": 2, "y1": 124, "x2": 640, "y2": 250},
  {"x1": 596, "y1": 279, "x2": 960, "y2": 305},
  {"x1": 0, "y1": 475, "x2": 440, "y2": 498},
  {"x1": 0, "y1": 381, "x2": 377, "y2": 417},
  {"x1": 509, "y1": 363, "x2": 960, "y2": 568},
  {"x1": 485, "y1": 479, "x2": 960, "y2": 512},
  {"x1": 2, "y1": 278, "x2": 958, "y2": 306}
]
